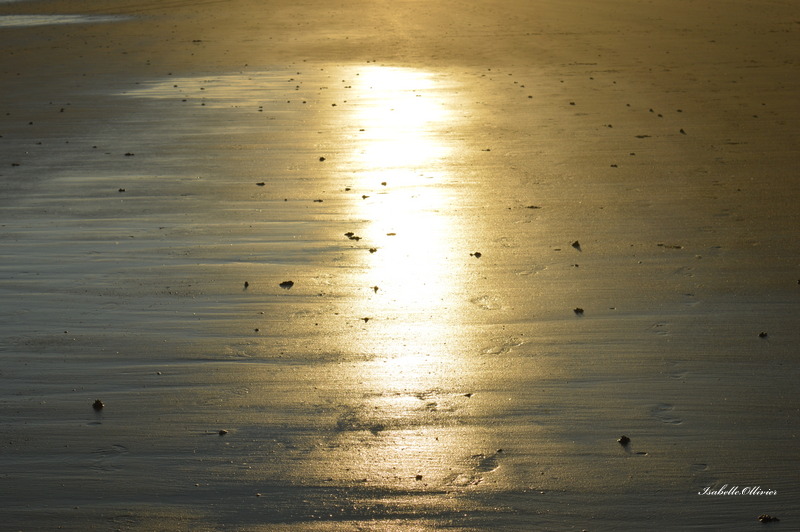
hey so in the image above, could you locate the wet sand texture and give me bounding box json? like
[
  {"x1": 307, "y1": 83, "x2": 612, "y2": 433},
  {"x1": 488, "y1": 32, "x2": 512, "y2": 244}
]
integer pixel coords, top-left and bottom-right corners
[{"x1": 1, "y1": 0, "x2": 799, "y2": 530}]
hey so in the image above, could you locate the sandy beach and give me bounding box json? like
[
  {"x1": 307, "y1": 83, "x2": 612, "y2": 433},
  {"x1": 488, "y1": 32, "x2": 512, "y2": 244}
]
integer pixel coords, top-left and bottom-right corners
[{"x1": 1, "y1": 0, "x2": 799, "y2": 530}]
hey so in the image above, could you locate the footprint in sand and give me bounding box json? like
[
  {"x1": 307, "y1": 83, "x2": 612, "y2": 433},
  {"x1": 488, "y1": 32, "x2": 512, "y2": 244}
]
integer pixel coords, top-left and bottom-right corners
[
  {"x1": 90, "y1": 444, "x2": 130, "y2": 472},
  {"x1": 481, "y1": 337, "x2": 524, "y2": 356},
  {"x1": 666, "y1": 361, "x2": 688, "y2": 380},
  {"x1": 469, "y1": 294, "x2": 501, "y2": 311},
  {"x1": 446, "y1": 451, "x2": 503, "y2": 487},
  {"x1": 650, "y1": 403, "x2": 683, "y2": 424},
  {"x1": 650, "y1": 322, "x2": 670, "y2": 336}
]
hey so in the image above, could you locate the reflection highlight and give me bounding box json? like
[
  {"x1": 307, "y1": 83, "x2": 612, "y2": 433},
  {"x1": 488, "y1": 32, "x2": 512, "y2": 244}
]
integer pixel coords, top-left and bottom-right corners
[
  {"x1": 343, "y1": 67, "x2": 465, "y2": 356},
  {"x1": 352, "y1": 68, "x2": 451, "y2": 173},
  {"x1": 315, "y1": 67, "x2": 502, "y2": 497}
]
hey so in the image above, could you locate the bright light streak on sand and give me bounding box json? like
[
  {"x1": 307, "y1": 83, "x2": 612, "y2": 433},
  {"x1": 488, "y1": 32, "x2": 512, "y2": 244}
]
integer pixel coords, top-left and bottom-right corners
[
  {"x1": 344, "y1": 67, "x2": 465, "y2": 357},
  {"x1": 351, "y1": 67, "x2": 451, "y2": 175},
  {"x1": 322, "y1": 70, "x2": 488, "y2": 489}
]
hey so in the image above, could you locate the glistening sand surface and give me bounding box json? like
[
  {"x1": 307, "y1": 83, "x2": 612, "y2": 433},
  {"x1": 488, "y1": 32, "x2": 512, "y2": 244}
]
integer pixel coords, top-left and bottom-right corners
[{"x1": 1, "y1": 0, "x2": 799, "y2": 530}]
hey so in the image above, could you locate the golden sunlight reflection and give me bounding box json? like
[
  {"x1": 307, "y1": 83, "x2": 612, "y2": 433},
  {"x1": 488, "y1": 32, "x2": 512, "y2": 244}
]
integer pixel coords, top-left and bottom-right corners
[
  {"x1": 341, "y1": 67, "x2": 468, "y2": 356},
  {"x1": 310, "y1": 67, "x2": 503, "y2": 493},
  {"x1": 351, "y1": 68, "x2": 451, "y2": 174}
]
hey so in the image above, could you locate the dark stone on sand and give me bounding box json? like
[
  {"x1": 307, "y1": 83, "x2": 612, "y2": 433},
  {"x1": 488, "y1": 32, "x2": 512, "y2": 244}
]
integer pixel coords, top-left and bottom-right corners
[
  {"x1": 618, "y1": 435, "x2": 630, "y2": 446},
  {"x1": 758, "y1": 514, "x2": 779, "y2": 523},
  {"x1": 369, "y1": 248, "x2": 377, "y2": 253},
  {"x1": 319, "y1": 156, "x2": 326, "y2": 161},
  {"x1": 279, "y1": 281, "x2": 294, "y2": 289},
  {"x1": 124, "y1": 152, "x2": 134, "y2": 156},
  {"x1": 571, "y1": 240, "x2": 581, "y2": 251},
  {"x1": 526, "y1": 205, "x2": 541, "y2": 209},
  {"x1": 313, "y1": 199, "x2": 323, "y2": 202},
  {"x1": 244, "y1": 281, "x2": 249, "y2": 289},
  {"x1": 118, "y1": 188, "x2": 125, "y2": 192},
  {"x1": 256, "y1": 182, "x2": 265, "y2": 186},
  {"x1": 759, "y1": 332, "x2": 768, "y2": 338},
  {"x1": 574, "y1": 308, "x2": 584, "y2": 315},
  {"x1": 415, "y1": 474, "x2": 423, "y2": 481},
  {"x1": 471, "y1": 252, "x2": 482, "y2": 258},
  {"x1": 92, "y1": 399, "x2": 104, "y2": 411},
  {"x1": 680, "y1": 129, "x2": 687, "y2": 135},
  {"x1": 218, "y1": 429, "x2": 228, "y2": 436},
  {"x1": 362, "y1": 317, "x2": 370, "y2": 323}
]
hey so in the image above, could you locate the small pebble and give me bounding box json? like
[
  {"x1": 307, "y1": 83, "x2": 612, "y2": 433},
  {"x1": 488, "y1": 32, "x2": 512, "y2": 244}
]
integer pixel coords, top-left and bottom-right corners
[
  {"x1": 618, "y1": 435, "x2": 630, "y2": 446},
  {"x1": 574, "y1": 308, "x2": 584, "y2": 315},
  {"x1": 279, "y1": 281, "x2": 294, "y2": 289},
  {"x1": 758, "y1": 514, "x2": 779, "y2": 523},
  {"x1": 92, "y1": 399, "x2": 104, "y2": 411},
  {"x1": 471, "y1": 252, "x2": 482, "y2": 258},
  {"x1": 218, "y1": 429, "x2": 228, "y2": 436},
  {"x1": 758, "y1": 332, "x2": 768, "y2": 338}
]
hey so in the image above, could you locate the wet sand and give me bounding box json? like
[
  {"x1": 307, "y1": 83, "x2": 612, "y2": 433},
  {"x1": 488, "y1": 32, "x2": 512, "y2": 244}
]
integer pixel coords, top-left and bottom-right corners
[{"x1": 1, "y1": 0, "x2": 799, "y2": 530}]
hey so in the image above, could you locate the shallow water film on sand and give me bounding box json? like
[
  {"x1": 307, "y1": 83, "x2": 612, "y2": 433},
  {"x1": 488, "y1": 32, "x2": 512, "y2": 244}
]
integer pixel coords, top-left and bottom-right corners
[{"x1": 1, "y1": 0, "x2": 799, "y2": 529}]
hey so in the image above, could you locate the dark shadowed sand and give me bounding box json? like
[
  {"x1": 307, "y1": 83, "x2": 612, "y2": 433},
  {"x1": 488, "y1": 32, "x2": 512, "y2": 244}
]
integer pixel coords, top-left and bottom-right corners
[{"x1": 1, "y1": 0, "x2": 799, "y2": 530}]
